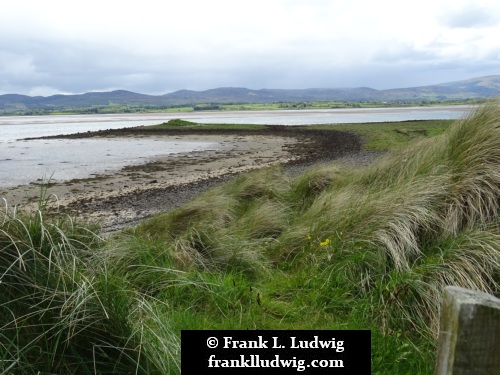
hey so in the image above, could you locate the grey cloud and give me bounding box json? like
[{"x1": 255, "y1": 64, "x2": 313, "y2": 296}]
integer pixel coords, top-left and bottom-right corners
[
  {"x1": 440, "y1": 4, "x2": 498, "y2": 29},
  {"x1": 0, "y1": 37, "x2": 178, "y2": 94},
  {"x1": 0, "y1": 28, "x2": 498, "y2": 96}
]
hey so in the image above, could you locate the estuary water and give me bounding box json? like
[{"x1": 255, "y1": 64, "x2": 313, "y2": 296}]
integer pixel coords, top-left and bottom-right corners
[
  {"x1": 0, "y1": 106, "x2": 472, "y2": 142},
  {"x1": 0, "y1": 106, "x2": 473, "y2": 188},
  {"x1": 1, "y1": 138, "x2": 219, "y2": 188}
]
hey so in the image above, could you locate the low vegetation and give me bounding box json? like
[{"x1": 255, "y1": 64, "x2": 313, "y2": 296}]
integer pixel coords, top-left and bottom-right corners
[
  {"x1": 148, "y1": 118, "x2": 455, "y2": 151},
  {"x1": 0, "y1": 99, "x2": 484, "y2": 116},
  {"x1": 308, "y1": 119, "x2": 454, "y2": 150},
  {"x1": 1, "y1": 101, "x2": 499, "y2": 373},
  {"x1": 150, "y1": 118, "x2": 266, "y2": 131}
]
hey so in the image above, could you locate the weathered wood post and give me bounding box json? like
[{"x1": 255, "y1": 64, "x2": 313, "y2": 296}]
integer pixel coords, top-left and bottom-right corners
[{"x1": 435, "y1": 286, "x2": 500, "y2": 375}]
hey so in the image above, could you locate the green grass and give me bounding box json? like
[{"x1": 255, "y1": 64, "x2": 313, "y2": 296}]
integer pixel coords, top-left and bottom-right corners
[
  {"x1": 147, "y1": 118, "x2": 455, "y2": 151},
  {"x1": 217, "y1": 100, "x2": 482, "y2": 112},
  {"x1": 2, "y1": 99, "x2": 483, "y2": 116},
  {"x1": 146, "y1": 118, "x2": 267, "y2": 131},
  {"x1": 307, "y1": 119, "x2": 454, "y2": 150},
  {"x1": 1, "y1": 101, "x2": 499, "y2": 373}
]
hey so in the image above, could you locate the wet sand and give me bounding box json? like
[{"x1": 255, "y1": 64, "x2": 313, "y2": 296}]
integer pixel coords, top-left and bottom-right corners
[{"x1": 2, "y1": 126, "x2": 375, "y2": 232}]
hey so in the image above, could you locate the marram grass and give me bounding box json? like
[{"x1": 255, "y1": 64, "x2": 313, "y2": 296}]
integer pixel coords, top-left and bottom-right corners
[
  {"x1": 124, "y1": 100, "x2": 499, "y2": 369},
  {"x1": 0, "y1": 198, "x2": 180, "y2": 374},
  {"x1": 1, "y1": 100, "x2": 499, "y2": 373},
  {"x1": 289, "y1": 101, "x2": 500, "y2": 337},
  {"x1": 130, "y1": 100, "x2": 500, "y2": 335}
]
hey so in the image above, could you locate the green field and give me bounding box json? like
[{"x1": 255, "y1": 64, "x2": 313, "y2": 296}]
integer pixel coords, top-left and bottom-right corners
[
  {"x1": 1, "y1": 102, "x2": 499, "y2": 374},
  {"x1": 0, "y1": 98, "x2": 483, "y2": 116}
]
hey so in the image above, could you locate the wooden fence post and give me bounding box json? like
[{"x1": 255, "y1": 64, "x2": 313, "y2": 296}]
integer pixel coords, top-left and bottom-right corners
[{"x1": 435, "y1": 286, "x2": 500, "y2": 375}]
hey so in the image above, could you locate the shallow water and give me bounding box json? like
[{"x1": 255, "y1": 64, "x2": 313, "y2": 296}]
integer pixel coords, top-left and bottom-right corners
[
  {"x1": 0, "y1": 138, "x2": 218, "y2": 188},
  {"x1": 0, "y1": 106, "x2": 473, "y2": 188},
  {"x1": 0, "y1": 106, "x2": 472, "y2": 142}
]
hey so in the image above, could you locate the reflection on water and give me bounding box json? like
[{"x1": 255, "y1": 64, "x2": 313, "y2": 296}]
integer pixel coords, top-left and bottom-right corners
[{"x1": 0, "y1": 138, "x2": 218, "y2": 188}]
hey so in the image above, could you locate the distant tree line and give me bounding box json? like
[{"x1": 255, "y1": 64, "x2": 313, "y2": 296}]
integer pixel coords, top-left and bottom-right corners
[
  {"x1": 193, "y1": 104, "x2": 221, "y2": 111},
  {"x1": 0, "y1": 98, "x2": 487, "y2": 116}
]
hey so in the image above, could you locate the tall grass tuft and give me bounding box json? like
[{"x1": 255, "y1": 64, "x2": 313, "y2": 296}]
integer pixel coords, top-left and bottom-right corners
[
  {"x1": 297, "y1": 101, "x2": 500, "y2": 338},
  {"x1": 443, "y1": 101, "x2": 500, "y2": 234},
  {"x1": 127, "y1": 166, "x2": 292, "y2": 277},
  {"x1": 128, "y1": 100, "x2": 500, "y2": 342},
  {"x1": 0, "y1": 193, "x2": 179, "y2": 373}
]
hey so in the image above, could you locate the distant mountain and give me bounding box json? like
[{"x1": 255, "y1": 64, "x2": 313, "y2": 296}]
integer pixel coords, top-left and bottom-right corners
[
  {"x1": 1, "y1": 76, "x2": 499, "y2": 111},
  {"x1": 0, "y1": 90, "x2": 162, "y2": 111},
  {"x1": 378, "y1": 76, "x2": 500, "y2": 101},
  {"x1": 163, "y1": 87, "x2": 382, "y2": 103}
]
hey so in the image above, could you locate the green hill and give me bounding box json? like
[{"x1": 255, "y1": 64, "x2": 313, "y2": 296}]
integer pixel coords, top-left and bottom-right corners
[{"x1": 1, "y1": 76, "x2": 499, "y2": 111}]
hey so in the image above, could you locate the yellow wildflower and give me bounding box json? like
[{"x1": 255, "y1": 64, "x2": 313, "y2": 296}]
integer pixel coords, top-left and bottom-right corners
[{"x1": 320, "y1": 238, "x2": 330, "y2": 247}]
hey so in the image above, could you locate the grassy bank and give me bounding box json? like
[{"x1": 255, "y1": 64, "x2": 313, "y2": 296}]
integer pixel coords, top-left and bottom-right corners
[
  {"x1": 148, "y1": 117, "x2": 455, "y2": 151},
  {"x1": 309, "y1": 119, "x2": 454, "y2": 150},
  {"x1": 1, "y1": 101, "x2": 499, "y2": 373}
]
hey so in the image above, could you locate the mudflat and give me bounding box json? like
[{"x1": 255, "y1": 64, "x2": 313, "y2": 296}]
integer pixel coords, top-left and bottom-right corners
[{"x1": 2, "y1": 126, "x2": 376, "y2": 232}]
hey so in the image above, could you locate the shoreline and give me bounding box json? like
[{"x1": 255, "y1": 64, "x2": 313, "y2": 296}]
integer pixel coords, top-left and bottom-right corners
[{"x1": 2, "y1": 126, "x2": 379, "y2": 232}]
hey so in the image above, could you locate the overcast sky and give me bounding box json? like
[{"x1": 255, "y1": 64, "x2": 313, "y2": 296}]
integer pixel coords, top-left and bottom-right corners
[{"x1": 1, "y1": 0, "x2": 499, "y2": 96}]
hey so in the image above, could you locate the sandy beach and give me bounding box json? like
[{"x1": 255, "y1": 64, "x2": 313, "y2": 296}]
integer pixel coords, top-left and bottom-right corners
[{"x1": 2, "y1": 126, "x2": 376, "y2": 232}]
